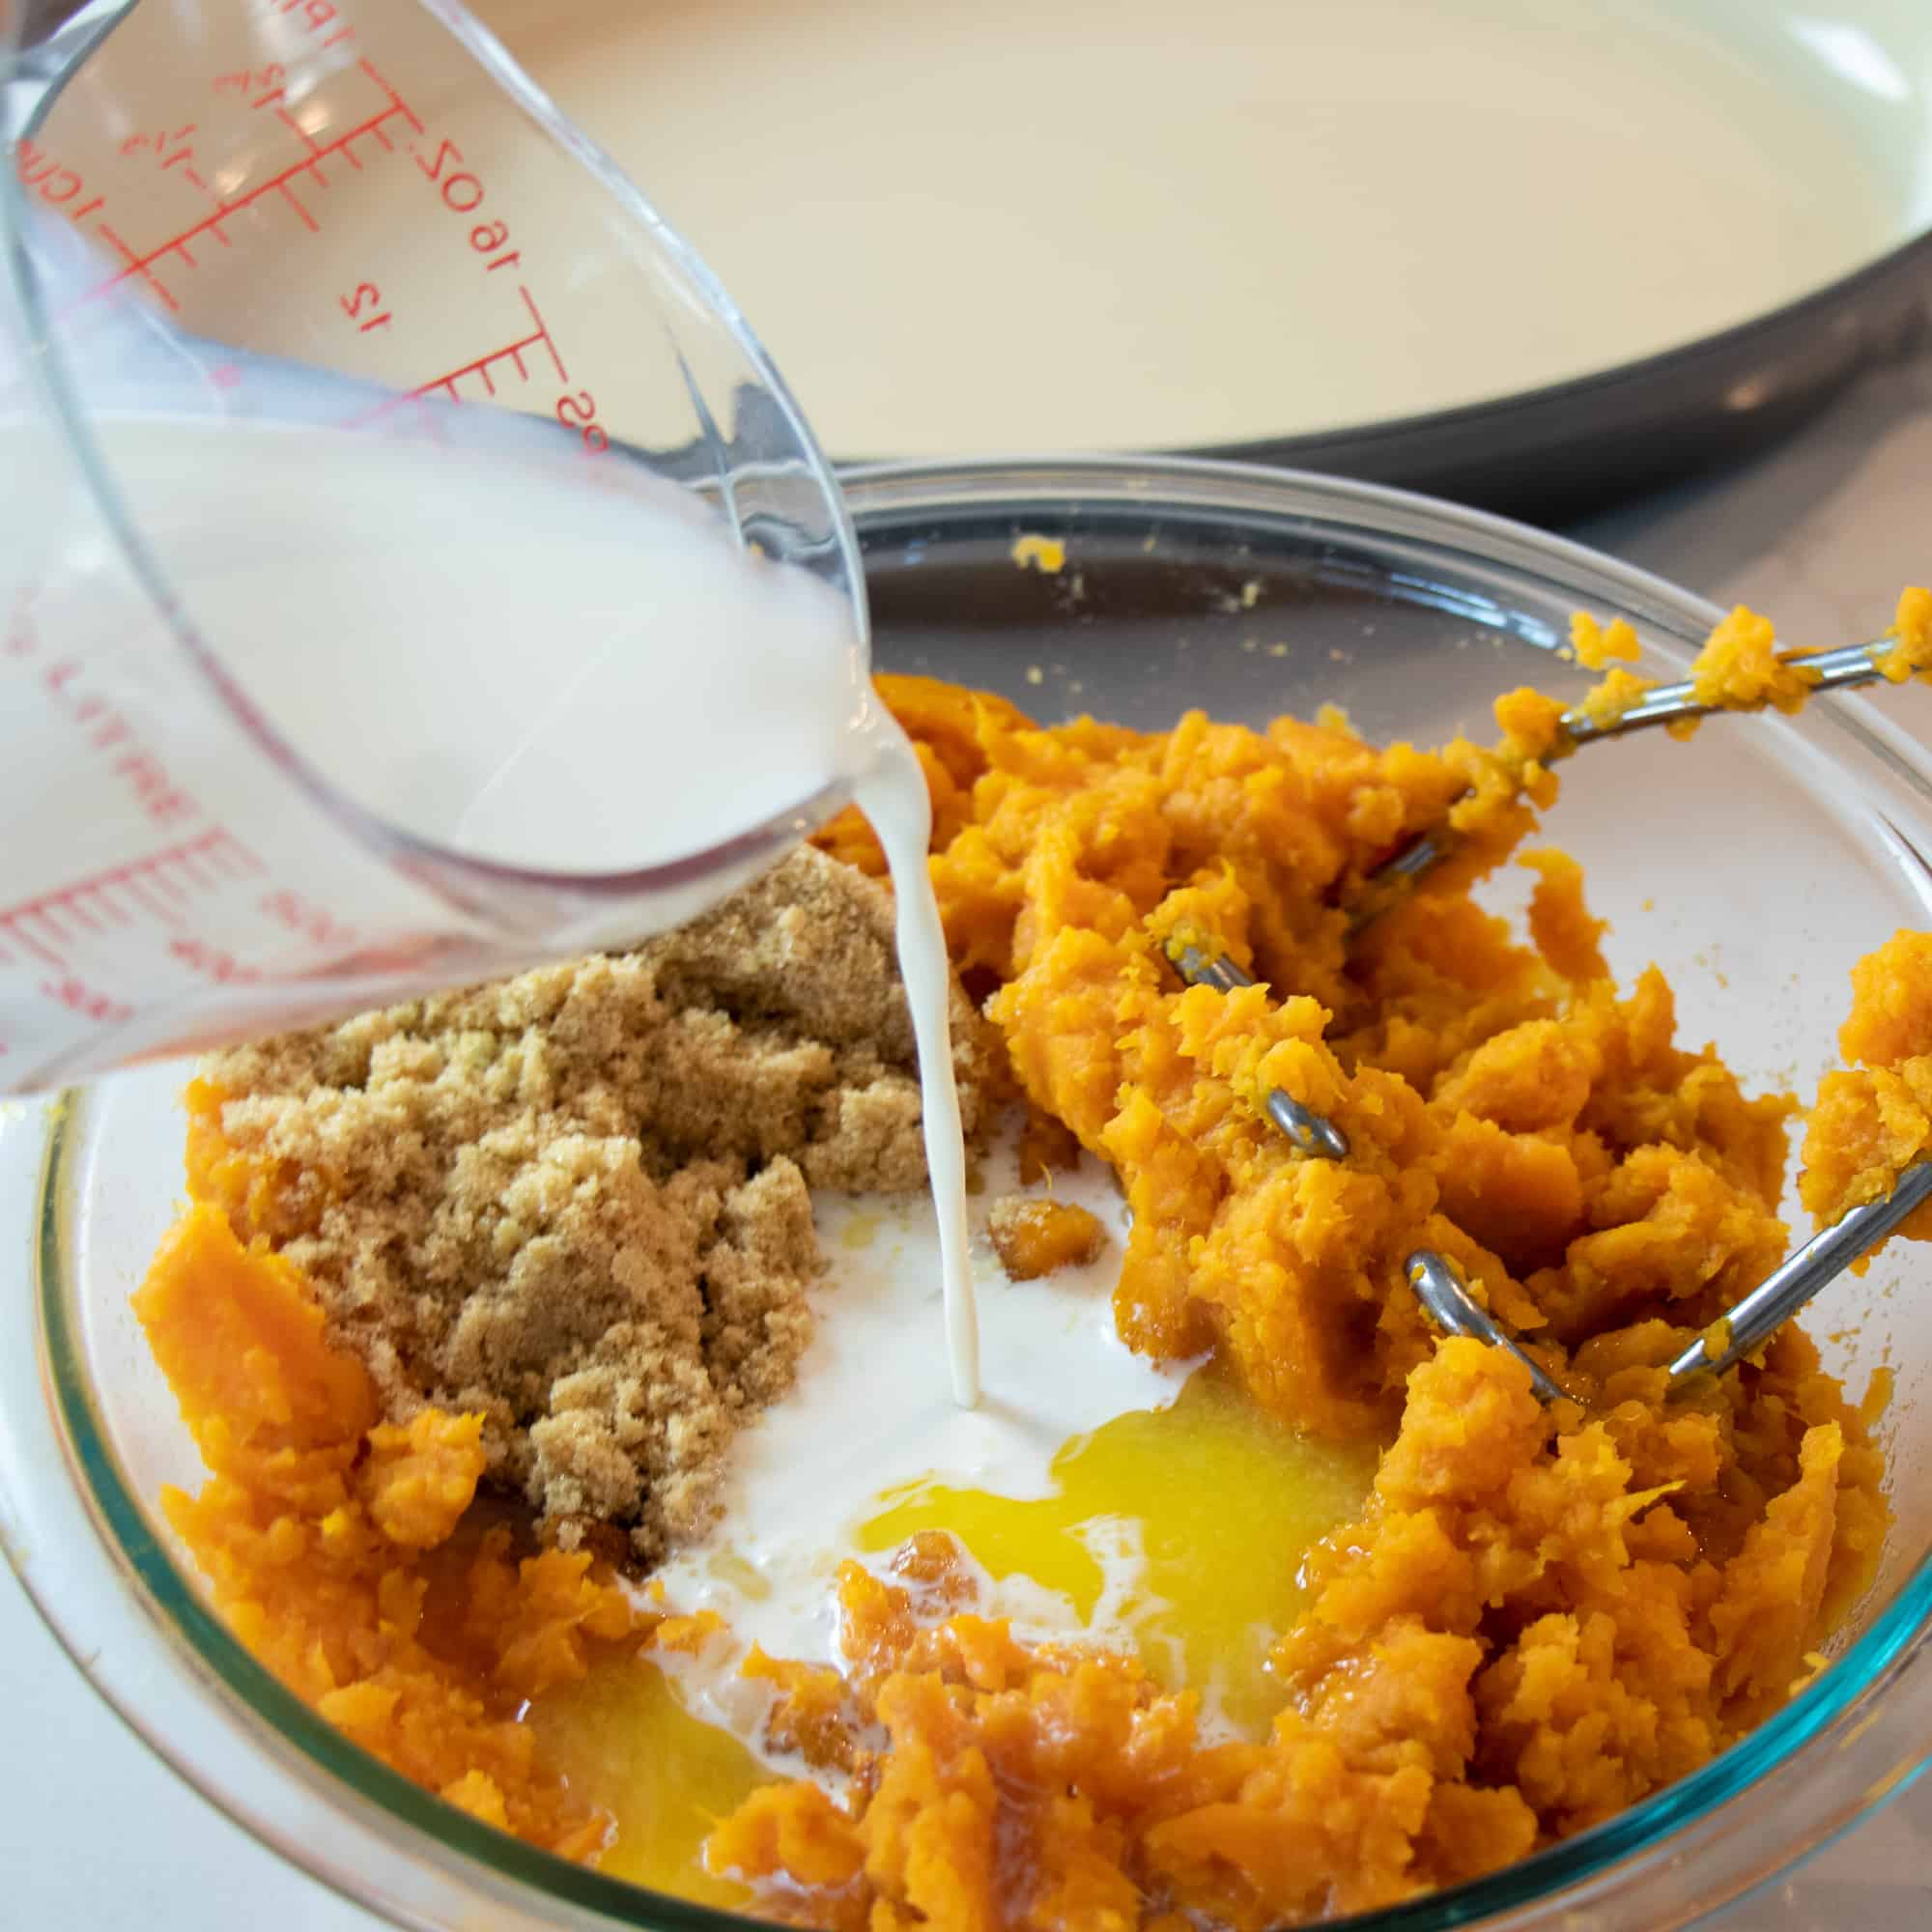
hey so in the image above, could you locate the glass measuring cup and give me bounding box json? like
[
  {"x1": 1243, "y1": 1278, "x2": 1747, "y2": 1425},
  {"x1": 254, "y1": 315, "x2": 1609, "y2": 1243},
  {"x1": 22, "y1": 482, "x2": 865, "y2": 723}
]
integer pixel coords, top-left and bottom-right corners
[{"x1": 0, "y1": 0, "x2": 871, "y2": 1093}]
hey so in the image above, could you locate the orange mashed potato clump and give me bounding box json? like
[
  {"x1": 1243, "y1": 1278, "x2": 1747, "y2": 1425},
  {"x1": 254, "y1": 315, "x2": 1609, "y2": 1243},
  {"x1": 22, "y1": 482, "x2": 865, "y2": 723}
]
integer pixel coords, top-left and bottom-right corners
[{"x1": 137, "y1": 595, "x2": 1922, "y2": 1928}]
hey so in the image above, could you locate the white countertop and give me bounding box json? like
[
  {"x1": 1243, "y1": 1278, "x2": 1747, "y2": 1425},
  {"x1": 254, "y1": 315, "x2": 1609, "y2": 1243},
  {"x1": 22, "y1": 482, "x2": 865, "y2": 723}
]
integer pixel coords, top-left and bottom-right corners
[{"x1": 7, "y1": 341, "x2": 1931, "y2": 1930}]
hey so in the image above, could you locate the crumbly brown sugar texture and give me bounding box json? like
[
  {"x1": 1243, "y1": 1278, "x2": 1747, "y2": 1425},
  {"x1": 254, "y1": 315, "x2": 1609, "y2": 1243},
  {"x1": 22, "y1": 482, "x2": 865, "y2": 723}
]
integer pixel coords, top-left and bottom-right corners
[{"x1": 186, "y1": 846, "x2": 995, "y2": 1567}]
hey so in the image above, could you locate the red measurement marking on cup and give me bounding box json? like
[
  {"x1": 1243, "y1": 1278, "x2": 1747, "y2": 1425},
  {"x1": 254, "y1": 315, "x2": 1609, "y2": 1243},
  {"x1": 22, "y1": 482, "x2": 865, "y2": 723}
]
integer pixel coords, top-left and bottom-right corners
[
  {"x1": 43, "y1": 46, "x2": 603, "y2": 444},
  {"x1": 92, "y1": 59, "x2": 421, "y2": 310},
  {"x1": 0, "y1": 824, "x2": 304, "y2": 1048},
  {"x1": 0, "y1": 830, "x2": 266, "y2": 976},
  {"x1": 411, "y1": 284, "x2": 566, "y2": 401},
  {"x1": 118, "y1": 125, "x2": 219, "y2": 205},
  {"x1": 14, "y1": 136, "x2": 108, "y2": 225},
  {"x1": 8, "y1": 612, "x2": 204, "y2": 831},
  {"x1": 0, "y1": 820, "x2": 378, "y2": 1076}
]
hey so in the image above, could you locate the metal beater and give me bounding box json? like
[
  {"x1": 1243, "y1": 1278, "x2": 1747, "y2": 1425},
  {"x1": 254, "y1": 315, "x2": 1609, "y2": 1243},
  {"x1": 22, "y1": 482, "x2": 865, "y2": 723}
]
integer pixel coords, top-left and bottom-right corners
[{"x1": 1168, "y1": 630, "x2": 1929, "y2": 1393}]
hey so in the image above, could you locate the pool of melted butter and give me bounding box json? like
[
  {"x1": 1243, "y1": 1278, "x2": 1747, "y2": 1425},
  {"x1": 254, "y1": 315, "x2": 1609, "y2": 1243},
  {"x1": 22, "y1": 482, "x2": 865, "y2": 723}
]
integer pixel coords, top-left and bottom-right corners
[{"x1": 523, "y1": 1367, "x2": 1377, "y2": 1895}]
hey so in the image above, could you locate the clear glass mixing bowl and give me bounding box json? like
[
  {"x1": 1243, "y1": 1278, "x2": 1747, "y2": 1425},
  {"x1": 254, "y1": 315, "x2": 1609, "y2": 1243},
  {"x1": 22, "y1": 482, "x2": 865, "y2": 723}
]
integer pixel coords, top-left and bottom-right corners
[{"x1": 5, "y1": 456, "x2": 1932, "y2": 1931}]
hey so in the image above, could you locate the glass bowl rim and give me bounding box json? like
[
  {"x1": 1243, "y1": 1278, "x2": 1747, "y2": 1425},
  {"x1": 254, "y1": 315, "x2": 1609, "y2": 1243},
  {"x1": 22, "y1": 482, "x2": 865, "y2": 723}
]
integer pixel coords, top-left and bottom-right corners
[{"x1": 17, "y1": 449, "x2": 1932, "y2": 1932}]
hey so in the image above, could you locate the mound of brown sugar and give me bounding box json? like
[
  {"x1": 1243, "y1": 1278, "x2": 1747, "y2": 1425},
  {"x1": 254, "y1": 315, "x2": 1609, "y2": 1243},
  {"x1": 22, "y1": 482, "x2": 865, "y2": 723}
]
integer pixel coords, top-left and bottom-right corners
[{"x1": 189, "y1": 845, "x2": 995, "y2": 1568}]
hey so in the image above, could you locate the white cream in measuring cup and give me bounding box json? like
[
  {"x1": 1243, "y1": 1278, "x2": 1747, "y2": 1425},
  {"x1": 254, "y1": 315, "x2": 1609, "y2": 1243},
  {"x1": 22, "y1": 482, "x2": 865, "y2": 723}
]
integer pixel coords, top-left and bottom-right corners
[{"x1": 0, "y1": 0, "x2": 980, "y2": 1402}]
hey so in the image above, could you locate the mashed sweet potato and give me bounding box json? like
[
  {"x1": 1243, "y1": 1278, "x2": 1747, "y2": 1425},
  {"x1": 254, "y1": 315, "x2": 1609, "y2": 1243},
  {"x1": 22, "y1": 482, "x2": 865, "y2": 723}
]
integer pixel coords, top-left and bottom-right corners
[
  {"x1": 710, "y1": 1318, "x2": 1877, "y2": 1928},
  {"x1": 1802, "y1": 928, "x2": 1932, "y2": 1246},
  {"x1": 986, "y1": 1196, "x2": 1108, "y2": 1278},
  {"x1": 136, "y1": 1204, "x2": 642, "y2": 1853},
  {"x1": 705, "y1": 616, "x2": 1893, "y2": 1927},
  {"x1": 136, "y1": 590, "x2": 1926, "y2": 1928},
  {"x1": 819, "y1": 659, "x2": 1795, "y2": 1439}
]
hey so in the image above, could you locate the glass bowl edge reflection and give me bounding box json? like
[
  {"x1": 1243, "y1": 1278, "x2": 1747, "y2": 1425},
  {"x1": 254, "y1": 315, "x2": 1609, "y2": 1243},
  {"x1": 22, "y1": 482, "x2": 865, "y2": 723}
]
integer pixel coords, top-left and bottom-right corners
[{"x1": 15, "y1": 454, "x2": 1932, "y2": 1932}]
